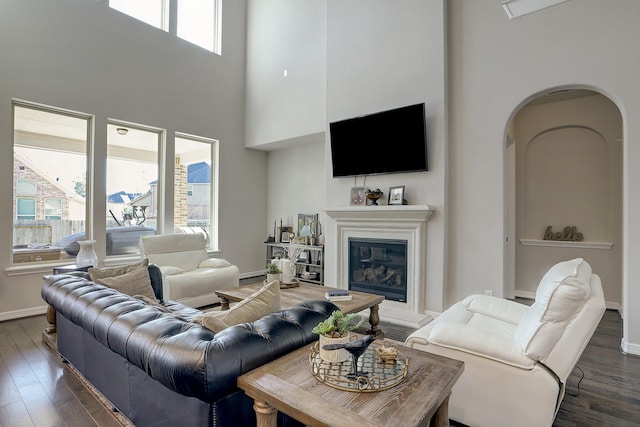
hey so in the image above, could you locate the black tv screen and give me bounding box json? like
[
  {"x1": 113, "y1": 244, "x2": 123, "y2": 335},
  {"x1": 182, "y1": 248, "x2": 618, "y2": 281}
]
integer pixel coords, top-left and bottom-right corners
[{"x1": 330, "y1": 103, "x2": 428, "y2": 177}]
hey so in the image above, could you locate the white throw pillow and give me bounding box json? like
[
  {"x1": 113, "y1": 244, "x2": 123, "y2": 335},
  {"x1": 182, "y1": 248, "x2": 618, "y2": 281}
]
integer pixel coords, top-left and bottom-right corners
[
  {"x1": 514, "y1": 258, "x2": 592, "y2": 360},
  {"x1": 196, "y1": 280, "x2": 281, "y2": 333}
]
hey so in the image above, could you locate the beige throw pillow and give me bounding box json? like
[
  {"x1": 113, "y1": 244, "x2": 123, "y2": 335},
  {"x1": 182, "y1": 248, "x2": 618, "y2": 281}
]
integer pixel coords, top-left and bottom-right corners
[
  {"x1": 89, "y1": 258, "x2": 149, "y2": 281},
  {"x1": 96, "y1": 265, "x2": 157, "y2": 301},
  {"x1": 197, "y1": 280, "x2": 281, "y2": 333}
]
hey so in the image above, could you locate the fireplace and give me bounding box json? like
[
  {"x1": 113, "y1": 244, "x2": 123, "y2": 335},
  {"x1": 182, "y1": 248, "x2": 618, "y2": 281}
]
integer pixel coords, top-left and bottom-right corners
[
  {"x1": 349, "y1": 238, "x2": 407, "y2": 302},
  {"x1": 325, "y1": 205, "x2": 434, "y2": 328}
]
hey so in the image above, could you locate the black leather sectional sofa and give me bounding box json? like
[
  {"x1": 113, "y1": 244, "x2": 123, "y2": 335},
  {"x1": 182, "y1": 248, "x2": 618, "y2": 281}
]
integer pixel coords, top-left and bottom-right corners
[{"x1": 41, "y1": 265, "x2": 337, "y2": 427}]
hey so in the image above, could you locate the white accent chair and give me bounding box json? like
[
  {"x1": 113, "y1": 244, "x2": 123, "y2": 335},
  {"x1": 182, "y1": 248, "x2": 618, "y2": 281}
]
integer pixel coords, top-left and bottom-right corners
[
  {"x1": 139, "y1": 233, "x2": 239, "y2": 308},
  {"x1": 405, "y1": 258, "x2": 605, "y2": 427}
]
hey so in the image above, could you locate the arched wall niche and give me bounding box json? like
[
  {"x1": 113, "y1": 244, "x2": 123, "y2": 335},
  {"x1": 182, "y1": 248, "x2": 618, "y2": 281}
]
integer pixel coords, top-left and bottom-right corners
[
  {"x1": 505, "y1": 88, "x2": 623, "y2": 310},
  {"x1": 522, "y1": 125, "x2": 609, "y2": 241}
]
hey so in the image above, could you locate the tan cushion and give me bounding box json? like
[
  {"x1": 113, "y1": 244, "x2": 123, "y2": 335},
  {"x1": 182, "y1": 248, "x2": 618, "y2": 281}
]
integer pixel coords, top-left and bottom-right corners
[
  {"x1": 134, "y1": 294, "x2": 172, "y2": 312},
  {"x1": 96, "y1": 266, "x2": 157, "y2": 301},
  {"x1": 196, "y1": 280, "x2": 281, "y2": 333},
  {"x1": 89, "y1": 258, "x2": 149, "y2": 281}
]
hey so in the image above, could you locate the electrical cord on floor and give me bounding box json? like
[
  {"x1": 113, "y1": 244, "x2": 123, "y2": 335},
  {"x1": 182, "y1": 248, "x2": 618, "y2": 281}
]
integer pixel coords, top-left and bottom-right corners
[{"x1": 566, "y1": 365, "x2": 585, "y2": 397}]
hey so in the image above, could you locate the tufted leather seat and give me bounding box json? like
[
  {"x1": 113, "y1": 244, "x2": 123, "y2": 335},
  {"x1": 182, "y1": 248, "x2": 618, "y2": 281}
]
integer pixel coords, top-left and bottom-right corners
[{"x1": 42, "y1": 272, "x2": 337, "y2": 426}]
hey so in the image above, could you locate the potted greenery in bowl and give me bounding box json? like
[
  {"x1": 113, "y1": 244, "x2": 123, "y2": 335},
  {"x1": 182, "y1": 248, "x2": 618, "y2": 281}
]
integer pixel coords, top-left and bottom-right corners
[
  {"x1": 265, "y1": 262, "x2": 282, "y2": 283},
  {"x1": 312, "y1": 310, "x2": 363, "y2": 362}
]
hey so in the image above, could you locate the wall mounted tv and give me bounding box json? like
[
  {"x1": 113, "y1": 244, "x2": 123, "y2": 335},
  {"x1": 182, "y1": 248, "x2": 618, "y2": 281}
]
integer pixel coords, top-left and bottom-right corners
[{"x1": 330, "y1": 103, "x2": 428, "y2": 177}]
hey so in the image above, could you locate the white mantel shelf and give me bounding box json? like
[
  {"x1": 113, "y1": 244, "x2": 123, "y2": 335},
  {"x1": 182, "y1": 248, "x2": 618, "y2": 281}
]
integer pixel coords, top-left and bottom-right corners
[{"x1": 325, "y1": 205, "x2": 434, "y2": 222}]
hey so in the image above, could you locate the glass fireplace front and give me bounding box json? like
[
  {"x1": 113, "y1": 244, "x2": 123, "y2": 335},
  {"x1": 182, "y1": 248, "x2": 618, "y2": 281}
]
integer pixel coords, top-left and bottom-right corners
[{"x1": 348, "y1": 238, "x2": 407, "y2": 302}]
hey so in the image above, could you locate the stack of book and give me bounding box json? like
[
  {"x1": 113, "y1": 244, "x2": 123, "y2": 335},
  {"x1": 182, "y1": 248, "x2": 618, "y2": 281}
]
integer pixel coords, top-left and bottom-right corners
[{"x1": 325, "y1": 289, "x2": 352, "y2": 301}]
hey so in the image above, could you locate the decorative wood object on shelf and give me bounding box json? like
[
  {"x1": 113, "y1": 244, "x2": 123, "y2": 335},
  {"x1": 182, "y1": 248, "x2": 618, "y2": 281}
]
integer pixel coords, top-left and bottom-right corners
[{"x1": 543, "y1": 225, "x2": 584, "y2": 242}]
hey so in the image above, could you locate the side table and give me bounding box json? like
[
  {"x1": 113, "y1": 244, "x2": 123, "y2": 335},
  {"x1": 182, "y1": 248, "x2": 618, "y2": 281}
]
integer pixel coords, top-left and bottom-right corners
[{"x1": 46, "y1": 265, "x2": 91, "y2": 333}]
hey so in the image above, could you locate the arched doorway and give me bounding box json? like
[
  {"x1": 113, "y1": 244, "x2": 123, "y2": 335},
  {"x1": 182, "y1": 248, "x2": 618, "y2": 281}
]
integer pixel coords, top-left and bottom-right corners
[{"x1": 505, "y1": 88, "x2": 623, "y2": 312}]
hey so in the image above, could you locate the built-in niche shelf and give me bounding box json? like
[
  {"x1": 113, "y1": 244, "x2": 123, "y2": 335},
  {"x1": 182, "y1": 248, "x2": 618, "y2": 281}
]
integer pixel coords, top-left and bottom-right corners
[{"x1": 519, "y1": 239, "x2": 613, "y2": 250}]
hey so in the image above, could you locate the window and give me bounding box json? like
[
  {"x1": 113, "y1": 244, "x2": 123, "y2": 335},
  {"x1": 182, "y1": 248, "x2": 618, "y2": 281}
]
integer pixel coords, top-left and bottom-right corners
[
  {"x1": 175, "y1": 134, "x2": 217, "y2": 248},
  {"x1": 109, "y1": 0, "x2": 221, "y2": 54},
  {"x1": 177, "y1": 0, "x2": 220, "y2": 53},
  {"x1": 12, "y1": 101, "x2": 219, "y2": 264},
  {"x1": 16, "y1": 198, "x2": 36, "y2": 220},
  {"x1": 45, "y1": 198, "x2": 63, "y2": 220},
  {"x1": 109, "y1": 0, "x2": 168, "y2": 30},
  {"x1": 106, "y1": 122, "x2": 160, "y2": 255},
  {"x1": 13, "y1": 102, "x2": 90, "y2": 262}
]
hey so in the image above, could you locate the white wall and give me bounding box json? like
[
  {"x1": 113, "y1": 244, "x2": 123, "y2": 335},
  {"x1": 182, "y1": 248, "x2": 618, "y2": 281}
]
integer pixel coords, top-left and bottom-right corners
[
  {"x1": 324, "y1": 0, "x2": 448, "y2": 312},
  {"x1": 266, "y1": 140, "x2": 327, "y2": 242},
  {"x1": 244, "y1": 0, "x2": 326, "y2": 150},
  {"x1": 448, "y1": 0, "x2": 640, "y2": 354},
  {"x1": 0, "y1": 0, "x2": 267, "y2": 318}
]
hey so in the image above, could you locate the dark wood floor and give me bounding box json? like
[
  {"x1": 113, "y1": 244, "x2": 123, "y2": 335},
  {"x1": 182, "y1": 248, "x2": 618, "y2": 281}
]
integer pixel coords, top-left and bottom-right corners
[{"x1": 1, "y1": 309, "x2": 638, "y2": 426}]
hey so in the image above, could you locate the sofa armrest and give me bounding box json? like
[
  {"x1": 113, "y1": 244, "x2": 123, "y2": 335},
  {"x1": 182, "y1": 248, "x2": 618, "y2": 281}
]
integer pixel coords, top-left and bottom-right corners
[
  {"x1": 159, "y1": 265, "x2": 184, "y2": 276},
  {"x1": 198, "y1": 258, "x2": 233, "y2": 269},
  {"x1": 429, "y1": 322, "x2": 535, "y2": 369},
  {"x1": 462, "y1": 294, "x2": 529, "y2": 325}
]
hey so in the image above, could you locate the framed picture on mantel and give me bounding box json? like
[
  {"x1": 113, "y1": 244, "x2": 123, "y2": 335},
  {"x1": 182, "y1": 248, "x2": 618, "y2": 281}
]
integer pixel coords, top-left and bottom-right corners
[
  {"x1": 350, "y1": 187, "x2": 366, "y2": 206},
  {"x1": 388, "y1": 186, "x2": 405, "y2": 205}
]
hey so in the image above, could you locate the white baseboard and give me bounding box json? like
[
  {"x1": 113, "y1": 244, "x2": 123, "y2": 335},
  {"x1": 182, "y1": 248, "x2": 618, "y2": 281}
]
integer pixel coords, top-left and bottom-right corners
[
  {"x1": 0, "y1": 305, "x2": 47, "y2": 322},
  {"x1": 240, "y1": 271, "x2": 266, "y2": 280},
  {"x1": 515, "y1": 290, "x2": 621, "y2": 313},
  {"x1": 621, "y1": 339, "x2": 640, "y2": 357},
  {"x1": 514, "y1": 290, "x2": 536, "y2": 300}
]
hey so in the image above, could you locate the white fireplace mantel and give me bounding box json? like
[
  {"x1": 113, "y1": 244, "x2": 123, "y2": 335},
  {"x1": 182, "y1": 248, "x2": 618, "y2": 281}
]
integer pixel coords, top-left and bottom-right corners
[
  {"x1": 325, "y1": 205, "x2": 434, "y2": 222},
  {"x1": 325, "y1": 204, "x2": 435, "y2": 328}
]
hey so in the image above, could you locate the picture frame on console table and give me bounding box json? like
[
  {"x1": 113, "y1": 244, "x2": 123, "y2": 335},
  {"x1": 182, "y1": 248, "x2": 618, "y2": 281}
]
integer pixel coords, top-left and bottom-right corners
[
  {"x1": 388, "y1": 186, "x2": 405, "y2": 205},
  {"x1": 350, "y1": 187, "x2": 367, "y2": 206},
  {"x1": 280, "y1": 226, "x2": 293, "y2": 243},
  {"x1": 298, "y1": 213, "x2": 319, "y2": 237}
]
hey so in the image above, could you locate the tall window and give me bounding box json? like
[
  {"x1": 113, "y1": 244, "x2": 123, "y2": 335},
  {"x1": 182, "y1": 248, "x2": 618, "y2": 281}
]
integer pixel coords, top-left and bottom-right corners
[
  {"x1": 175, "y1": 134, "x2": 216, "y2": 248},
  {"x1": 13, "y1": 102, "x2": 89, "y2": 262},
  {"x1": 106, "y1": 122, "x2": 160, "y2": 255}
]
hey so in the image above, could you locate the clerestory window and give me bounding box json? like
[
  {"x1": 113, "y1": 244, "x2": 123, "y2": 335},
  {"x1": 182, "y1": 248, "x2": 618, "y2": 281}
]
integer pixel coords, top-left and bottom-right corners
[{"x1": 109, "y1": 0, "x2": 221, "y2": 54}]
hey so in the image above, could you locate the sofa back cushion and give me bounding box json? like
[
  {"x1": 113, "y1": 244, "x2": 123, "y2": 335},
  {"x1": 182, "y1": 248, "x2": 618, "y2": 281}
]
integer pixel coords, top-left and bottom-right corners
[
  {"x1": 95, "y1": 265, "x2": 158, "y2": 301},
  {"x1": 88, "y1": 258, "x2": 149, "y2": 281},
  {"x1": 514, "y1": 258, "x2": 592, "y2": 360},
  {"x1": 140, "y1": 234, "x2": 208, "y2": 271},
  {"x1": 196, "y1": 280, "x2": 282, "y2": 333}
]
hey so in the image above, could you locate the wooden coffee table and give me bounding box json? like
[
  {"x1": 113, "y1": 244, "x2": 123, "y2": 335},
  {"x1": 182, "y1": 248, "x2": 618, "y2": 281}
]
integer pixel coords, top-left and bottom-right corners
[
  {"x1": 238, "y1": 340, "x2": 464, "y2": 427},
  {"x1": 215, "y1": 282, "x2": 385, "y2": 336}
]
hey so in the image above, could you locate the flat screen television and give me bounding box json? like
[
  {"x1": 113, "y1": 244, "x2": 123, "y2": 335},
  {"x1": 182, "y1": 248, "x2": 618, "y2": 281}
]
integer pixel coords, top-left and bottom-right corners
[{"x1": 330, "y1": 103, "x2": 428, "y2": 177}]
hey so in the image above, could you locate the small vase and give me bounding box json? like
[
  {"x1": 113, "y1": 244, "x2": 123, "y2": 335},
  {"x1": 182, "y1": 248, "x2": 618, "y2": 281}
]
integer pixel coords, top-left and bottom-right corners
[
  {"x1": 76, "y1": 240, "x2": 98, "y2": 268},
  {"x1": 319, "y1": 333, "x2": 351, "y2": 363}
]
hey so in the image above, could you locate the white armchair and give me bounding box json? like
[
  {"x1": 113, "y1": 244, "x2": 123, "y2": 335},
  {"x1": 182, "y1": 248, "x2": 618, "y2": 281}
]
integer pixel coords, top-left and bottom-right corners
[
  {"x1": 139, "y1": 233, "x2": 239, "y2": 308},
  {"x1": 405, "y1": 258, "x2": 605, "y2": 427}
]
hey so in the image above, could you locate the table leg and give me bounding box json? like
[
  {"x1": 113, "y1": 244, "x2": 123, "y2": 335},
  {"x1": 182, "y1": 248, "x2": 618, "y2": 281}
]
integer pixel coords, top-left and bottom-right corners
[
  {"x1": 253, "y1": 399, "x2": 277, "y2": 427},
  {"x1": 46, "y1": 305, "x2": 57, "y2": 334},
  {"x1": 430, "y1": 395, "x2": 450, "y2": 427},
  {"x1": 219, "y1": 296, "x2": 230, "y2": 311},
  {"x1": 366, "y1": 304, "x2": 383, "y2": 337}
]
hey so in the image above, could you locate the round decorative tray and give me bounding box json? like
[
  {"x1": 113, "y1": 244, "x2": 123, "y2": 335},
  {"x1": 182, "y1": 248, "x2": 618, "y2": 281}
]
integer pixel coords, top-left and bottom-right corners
[
  {"x1": 308, "y1": 341, "x2": 408, "y2": 392},
  {"x1": 264, "y1": 279, "x2": 300, "y2": 288}
]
